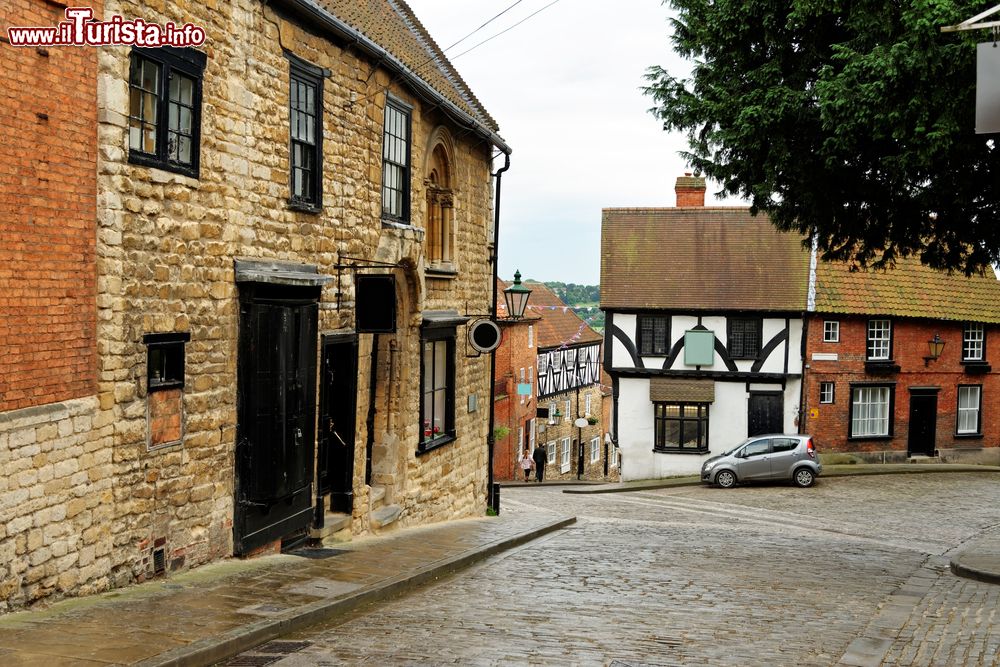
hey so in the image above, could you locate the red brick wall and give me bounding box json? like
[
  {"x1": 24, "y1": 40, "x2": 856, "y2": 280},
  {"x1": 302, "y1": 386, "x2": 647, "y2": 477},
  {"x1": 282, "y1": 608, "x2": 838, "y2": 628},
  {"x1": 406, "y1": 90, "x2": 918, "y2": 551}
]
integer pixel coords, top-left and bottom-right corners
[
  {"x1": 0, "y1": 0, "x2": 98, "y2": 411},
  {"x1": 492, "y1": 320, "x2": 537, "y2": 480},
  {"x1": 802, "y1": 315, "x2": 1000, "y2": 456}
]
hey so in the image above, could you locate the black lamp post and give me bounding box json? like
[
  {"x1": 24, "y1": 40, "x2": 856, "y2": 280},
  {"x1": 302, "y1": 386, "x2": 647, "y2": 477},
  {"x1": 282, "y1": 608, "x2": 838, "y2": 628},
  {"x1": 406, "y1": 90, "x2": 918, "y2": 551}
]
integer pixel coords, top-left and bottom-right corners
[{"x1": 502, "y1": 270, "x2": 532, "y2": 320}]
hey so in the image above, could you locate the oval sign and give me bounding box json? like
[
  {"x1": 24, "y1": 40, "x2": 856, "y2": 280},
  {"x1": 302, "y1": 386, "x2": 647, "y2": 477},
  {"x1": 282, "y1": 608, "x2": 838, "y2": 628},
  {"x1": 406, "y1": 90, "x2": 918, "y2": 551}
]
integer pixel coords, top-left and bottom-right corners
[{"x1": 573, "y1": 417, "x2": 589, "y2": 428}]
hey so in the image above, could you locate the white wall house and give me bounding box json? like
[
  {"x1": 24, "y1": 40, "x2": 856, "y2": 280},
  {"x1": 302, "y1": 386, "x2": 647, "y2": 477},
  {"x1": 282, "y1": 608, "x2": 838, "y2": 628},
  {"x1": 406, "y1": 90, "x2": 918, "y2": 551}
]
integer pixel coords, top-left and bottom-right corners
[{"x1": 600, "y1": 176, "x2": 812, "y2": 481}]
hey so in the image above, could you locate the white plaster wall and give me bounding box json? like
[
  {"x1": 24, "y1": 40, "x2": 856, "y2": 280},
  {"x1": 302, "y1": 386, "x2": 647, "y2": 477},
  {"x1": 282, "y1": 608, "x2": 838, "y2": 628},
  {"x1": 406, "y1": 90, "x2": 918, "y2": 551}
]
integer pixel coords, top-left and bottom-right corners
[
  {"x1": 610, "y1": 313, "x2": 636, "y2": 368},
  {"x1": 618, "y1": 379, "x2": 804, "y2": 480},
  {"x1": 786, "y1": 319, "x2": 804, "y2": 374}
]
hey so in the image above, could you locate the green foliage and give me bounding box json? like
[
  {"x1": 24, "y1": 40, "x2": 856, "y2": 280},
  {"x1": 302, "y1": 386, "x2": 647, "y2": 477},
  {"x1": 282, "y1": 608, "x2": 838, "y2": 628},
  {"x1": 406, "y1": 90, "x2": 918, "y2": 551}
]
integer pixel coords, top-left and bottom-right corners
[
  {"x1": 543, "y1": 282, "x2": 605, "y2": 333},
  {"x1": 493, "y1": 425, "x2": 511, "y2": 441},
  {"x1": 644, "y1": 0, "x2": 1000, "y2": 274}
]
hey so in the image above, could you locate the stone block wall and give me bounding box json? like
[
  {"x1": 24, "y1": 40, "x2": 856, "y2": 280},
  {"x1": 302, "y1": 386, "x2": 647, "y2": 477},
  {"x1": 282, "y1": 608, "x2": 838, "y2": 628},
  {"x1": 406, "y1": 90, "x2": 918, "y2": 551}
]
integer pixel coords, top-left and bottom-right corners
[{"x1": 537, "y1": 383, "x2": 611, "y2": 481}]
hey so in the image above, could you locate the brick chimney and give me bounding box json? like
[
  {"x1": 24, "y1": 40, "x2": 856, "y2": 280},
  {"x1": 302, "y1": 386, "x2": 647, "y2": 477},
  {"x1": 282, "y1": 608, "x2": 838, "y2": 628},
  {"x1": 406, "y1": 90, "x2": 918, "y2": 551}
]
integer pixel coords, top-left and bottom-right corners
[{"x1": 675, "y1": 172, "x2": 706, "y2": 207}]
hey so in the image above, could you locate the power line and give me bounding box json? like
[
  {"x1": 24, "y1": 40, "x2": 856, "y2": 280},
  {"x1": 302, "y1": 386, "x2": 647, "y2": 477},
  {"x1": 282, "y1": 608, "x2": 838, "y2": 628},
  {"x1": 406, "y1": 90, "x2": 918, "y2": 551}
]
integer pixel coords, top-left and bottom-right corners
[
  {"x1": 450, "y1": 0, "x2": 564, "y2": 61},
  {"x1": 442, "y1": 0, "x2": 527, "y2": 52}
]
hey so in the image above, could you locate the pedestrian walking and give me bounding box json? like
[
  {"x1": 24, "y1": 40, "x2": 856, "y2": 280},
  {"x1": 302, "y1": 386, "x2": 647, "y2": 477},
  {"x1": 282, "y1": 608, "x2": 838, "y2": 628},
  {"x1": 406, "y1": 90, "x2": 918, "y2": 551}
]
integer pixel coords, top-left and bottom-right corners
[
  {"x1": 519, "y1": 446, "x2": 533, "y2": 481},
  {"x1": 532, "y1": 442, "x2": 547, "y2": 482}
]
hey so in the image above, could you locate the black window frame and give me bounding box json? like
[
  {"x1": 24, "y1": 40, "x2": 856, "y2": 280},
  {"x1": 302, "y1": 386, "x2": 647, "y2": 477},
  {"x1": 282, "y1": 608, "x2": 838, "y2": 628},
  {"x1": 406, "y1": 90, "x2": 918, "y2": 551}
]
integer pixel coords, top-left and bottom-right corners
[
  {"x1": 956, "y1": 384, "x2": 983, "y2": 436},
  {"x1": 286, "y1": 54, "x2": 324, "y2": 211},
  {"x1": 637, "y1": 315, "x2": 670, "y2": 356},
  {"x1": 962, "y1": 323, "x2": 986, "y2": 362},
  {"x1": 382, "y1": 97, "x2": 412, "y2": 224},
  {"x1": 847, "y1": 383, "x2": 895, "y2": 440},
  {"x1": 823, "y1": 320, "x2": 840, "y2": 343},
  {"x1": 419, "y1": 326, "x2": 456, "y2": 453},
  {"x1": 142, "y1": 332, "x2": 191, "y2": 392},
  {"x1": 127, "y1": 46, "x2": 206, "y2": 178},
  {"x1": 727, "y1": 316, "x2": 763, "y2": 360},
  {"x1": 653, "y1": 401, "x2": 710, "y2": 454},
  {"x1": 866, "y1": 319, "x2": 893, "y2": 361},
  {"x1": 819, "y1": 382, "x2": 835, "y2": 404}
]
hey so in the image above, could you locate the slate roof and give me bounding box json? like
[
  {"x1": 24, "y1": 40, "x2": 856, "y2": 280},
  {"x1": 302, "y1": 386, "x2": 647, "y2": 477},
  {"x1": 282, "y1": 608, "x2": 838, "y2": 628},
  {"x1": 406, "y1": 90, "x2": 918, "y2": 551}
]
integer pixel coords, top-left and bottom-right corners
[
  {"x1": 600, "y1": 208, "x2": 811, "y2": 311},
  {"x1": 815, "y1": 256, "x2": 1000, "y2": 324},
  {"x1": 320, "y1": 0, "x2": 499, "y2": 132},
  {"x1": 497, "y1": 280, "x2": 602, "y2": 349}
]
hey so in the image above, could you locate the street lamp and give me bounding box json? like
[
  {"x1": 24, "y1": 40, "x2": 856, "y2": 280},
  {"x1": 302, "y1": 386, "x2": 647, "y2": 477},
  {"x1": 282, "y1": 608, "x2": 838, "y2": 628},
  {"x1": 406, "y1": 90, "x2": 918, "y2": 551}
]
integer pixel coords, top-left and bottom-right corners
[
  {"x1": 502, "y1": 270, "x2": 532, "y2": 320},
  {"x1": 548, "y1": 407, "x2": 563, "y2": 426},
  {"x1": 924, "y1": 333, "x2": 946, "y2": 366}
]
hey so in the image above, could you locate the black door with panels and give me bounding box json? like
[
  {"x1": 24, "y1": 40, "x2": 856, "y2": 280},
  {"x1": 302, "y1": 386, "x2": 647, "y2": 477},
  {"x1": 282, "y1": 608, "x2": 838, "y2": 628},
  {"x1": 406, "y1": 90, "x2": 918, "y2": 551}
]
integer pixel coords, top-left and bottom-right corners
[
  {"x1": 748, "y1": 392, "x2": 783, "y2": 437},
  {"x1": 317, "y1": 335, "x2": 358, "y2": 515},
  {"x1": 235, "y1": 284, "x2": 319, "y2": 555},
  {"x1": 907, "y1": 391, "x2": 938, "y2": 456}
]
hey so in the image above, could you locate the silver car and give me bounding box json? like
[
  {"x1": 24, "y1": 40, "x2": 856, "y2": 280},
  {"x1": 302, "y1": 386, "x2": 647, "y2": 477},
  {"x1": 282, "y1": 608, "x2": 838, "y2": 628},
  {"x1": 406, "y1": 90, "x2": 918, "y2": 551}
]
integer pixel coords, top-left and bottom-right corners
[{"x1": 700, "y1": 434, "x2": 821, "y2": 488}]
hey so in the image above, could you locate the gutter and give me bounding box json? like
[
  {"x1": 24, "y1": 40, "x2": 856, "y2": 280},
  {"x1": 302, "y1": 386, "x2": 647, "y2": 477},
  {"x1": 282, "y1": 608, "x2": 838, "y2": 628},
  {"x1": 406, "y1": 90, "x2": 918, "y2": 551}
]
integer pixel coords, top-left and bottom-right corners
[{"x1": 268, "y1": 0, "x2": 512, "y2": 155}]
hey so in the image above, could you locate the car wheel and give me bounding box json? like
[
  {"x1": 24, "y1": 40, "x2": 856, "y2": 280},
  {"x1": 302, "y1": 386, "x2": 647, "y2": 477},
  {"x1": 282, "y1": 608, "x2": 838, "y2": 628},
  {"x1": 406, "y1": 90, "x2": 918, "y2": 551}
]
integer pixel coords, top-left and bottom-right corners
[
  {"x1": 793, "y1": 467, "x2": 815, "y2": 488},
  {"x1": 715, "y1": 470, "x2": 737, "y2": 489}
]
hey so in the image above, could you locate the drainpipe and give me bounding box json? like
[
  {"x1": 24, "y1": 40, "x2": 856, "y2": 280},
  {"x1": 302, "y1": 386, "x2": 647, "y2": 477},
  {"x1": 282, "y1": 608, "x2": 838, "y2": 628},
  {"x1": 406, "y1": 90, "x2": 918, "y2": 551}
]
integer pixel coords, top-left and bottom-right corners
[{"x1": 487, "y1": 151, "x2": 511, "y2": 513}]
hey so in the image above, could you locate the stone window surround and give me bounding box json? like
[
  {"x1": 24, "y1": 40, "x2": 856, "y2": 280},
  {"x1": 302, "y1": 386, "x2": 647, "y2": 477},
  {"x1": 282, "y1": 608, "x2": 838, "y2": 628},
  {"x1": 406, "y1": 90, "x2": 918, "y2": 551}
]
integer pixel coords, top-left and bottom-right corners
[
  {"x1": 418, "y1": 323, "x2": 457, "y2": 454},
  {"x1": 127, "y1": 45, "x2": 206, "y2": 179},
  {"x1": 285, "y1": 52, "x2": 326, "y2": 212}
]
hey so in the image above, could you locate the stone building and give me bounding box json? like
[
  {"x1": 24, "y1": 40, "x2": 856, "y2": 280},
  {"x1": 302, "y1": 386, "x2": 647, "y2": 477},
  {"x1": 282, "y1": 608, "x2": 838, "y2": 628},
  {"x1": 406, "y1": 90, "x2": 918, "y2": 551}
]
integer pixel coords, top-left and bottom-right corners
[
  {"x1": 493, "y1": 281, "x2": 613, "y2": 482},
  {"x1": 801, "y1": 258, "x2": 1000, "y2": 464},
  {"x1": 0, "y1": 0, "x2": 509, "y2": 611}
]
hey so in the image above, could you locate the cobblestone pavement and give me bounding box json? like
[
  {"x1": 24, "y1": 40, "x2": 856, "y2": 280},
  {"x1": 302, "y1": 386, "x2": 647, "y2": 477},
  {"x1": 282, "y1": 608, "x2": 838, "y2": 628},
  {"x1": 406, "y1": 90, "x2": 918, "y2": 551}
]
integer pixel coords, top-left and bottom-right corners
[{"x1": 226, "y1": 474, "x2": 1000, "y2": 666}]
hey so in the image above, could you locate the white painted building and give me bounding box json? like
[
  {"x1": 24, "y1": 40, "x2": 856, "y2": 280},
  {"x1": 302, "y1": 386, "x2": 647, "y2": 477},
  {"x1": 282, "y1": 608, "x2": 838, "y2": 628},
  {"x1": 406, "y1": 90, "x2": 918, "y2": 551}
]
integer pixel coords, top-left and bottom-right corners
[{"x1": 600, "y1": 176, "x2": 811, "y2": 480}]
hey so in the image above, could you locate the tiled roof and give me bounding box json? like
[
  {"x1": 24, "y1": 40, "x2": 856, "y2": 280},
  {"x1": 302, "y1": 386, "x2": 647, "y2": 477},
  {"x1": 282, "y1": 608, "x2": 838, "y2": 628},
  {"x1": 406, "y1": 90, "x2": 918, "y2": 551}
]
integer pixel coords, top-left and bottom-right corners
[
  {"x1": 321, "y1": 0, "x2": 499, "y2": 132},
  {"x1": 600, "y1": 208, "x2": 811, "y2": 311},
  {"x1": 497, "y1": 280, "x2": 602, "y2": 349},
  {"x1": 815, "y1": 256, "x2": 1000, "y2": 323}
]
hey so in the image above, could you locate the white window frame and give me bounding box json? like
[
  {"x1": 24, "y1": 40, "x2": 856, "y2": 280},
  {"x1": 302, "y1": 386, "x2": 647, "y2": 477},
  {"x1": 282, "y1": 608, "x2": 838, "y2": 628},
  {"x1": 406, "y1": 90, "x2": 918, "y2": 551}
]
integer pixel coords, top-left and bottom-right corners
[
  {"x1": 963, "y1": 323, "x2": 985, "y2": 361},
  {"x1": 529, "y1": 367, "x2": 534, "y2": 398},
  {"x1": 528, "y1": 325, "x2": 534, "y2": 349},
  {"x1": 610, "y1": 439, "x2": 618, "y2": 468},
  {"x1": 565, "y1": 399, "x2": 572, "y2": 421},
  {"x1": 560, "y1": 437, "x2": 571, "y2": 473},
  {"x1": 819, "y1": 382, "x2": 835, "y2": 404},
  {"x1": 585, "y1": 393, "x2": 592, "y2": 416},
  {"x1": 866, "y1": 319, "x2": 891, "y2": 360},
  {"x1": 850, "y1": 386, "x2": 891, "y2": 437},
  {"x1": 957, "y1": 386, "x2": 981, "y2": 435},
  {"x1": 528, "y1": 418, "x2": 536, "y2": 449},
  {"x1": 590, "y1": 436, "x2": 600, "y2": 463},
  {"x1": 547, "y1": 440, "x2": 556, "y2": 464},
  {"x1": 823, "y1": 320, "x2": 840, "y2": 343}
]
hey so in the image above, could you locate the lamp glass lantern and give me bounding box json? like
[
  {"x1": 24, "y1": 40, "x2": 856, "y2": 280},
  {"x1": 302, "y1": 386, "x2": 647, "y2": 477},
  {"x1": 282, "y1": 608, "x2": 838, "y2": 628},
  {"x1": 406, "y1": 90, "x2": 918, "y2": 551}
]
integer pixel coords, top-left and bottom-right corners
[
  {"x1": 548, "y1": 407, "x2": 563, "y2": 426},
  {"x1": 925, "y1": 333, "x2": 946, "y2": 364},
  {"x1": 503, "y1": 270, "x2": 532, "y2": 320}
]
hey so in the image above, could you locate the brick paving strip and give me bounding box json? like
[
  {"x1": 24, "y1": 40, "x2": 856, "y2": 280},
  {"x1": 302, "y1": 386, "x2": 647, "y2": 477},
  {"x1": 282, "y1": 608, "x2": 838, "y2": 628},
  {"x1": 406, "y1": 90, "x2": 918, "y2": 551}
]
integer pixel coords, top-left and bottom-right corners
[{"x1": 0, "y1": 513, "x2": 575, "y2": 667}]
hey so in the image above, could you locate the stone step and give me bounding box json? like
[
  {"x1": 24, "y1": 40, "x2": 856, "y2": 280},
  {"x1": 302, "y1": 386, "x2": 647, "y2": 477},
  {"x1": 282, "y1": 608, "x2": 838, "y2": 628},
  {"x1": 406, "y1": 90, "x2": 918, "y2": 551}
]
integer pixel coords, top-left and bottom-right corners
[
  {"x1": 370, "y1": 504, "x2": 402, "y2": 530},
  {"x1": 908, "y1": 455, "x2": 942, "y2": 464},
  {"x1": 309, "y1": 512, "x2": 352, "y2": 542},
  {"x1": 369, "y1": 484, "x2": 386, "y2": 506}
]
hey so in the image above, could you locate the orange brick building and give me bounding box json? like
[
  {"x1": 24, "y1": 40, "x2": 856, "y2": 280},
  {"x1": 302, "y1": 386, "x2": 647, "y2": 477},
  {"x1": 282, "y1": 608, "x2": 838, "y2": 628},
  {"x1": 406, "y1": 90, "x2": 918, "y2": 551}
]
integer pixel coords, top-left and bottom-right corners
[
  {"x1": 0, "y1": 0, "x2": 99, "y2": 411},
  {"x1": 802, "y1": 259, "x2": 1000, "y2": 464}
]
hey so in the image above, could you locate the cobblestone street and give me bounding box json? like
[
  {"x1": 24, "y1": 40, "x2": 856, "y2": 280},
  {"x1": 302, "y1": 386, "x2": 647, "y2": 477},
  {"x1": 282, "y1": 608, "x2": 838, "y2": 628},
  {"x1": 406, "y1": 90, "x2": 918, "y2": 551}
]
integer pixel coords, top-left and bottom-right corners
[{"x1": 227, "y1": 474, "x2": 1000, "y2": 666}]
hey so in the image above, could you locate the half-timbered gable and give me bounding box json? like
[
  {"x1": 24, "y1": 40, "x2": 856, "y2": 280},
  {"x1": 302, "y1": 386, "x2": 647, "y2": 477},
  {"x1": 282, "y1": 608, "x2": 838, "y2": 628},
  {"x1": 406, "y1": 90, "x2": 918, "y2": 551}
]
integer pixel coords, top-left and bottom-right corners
[{"x1": 601, "y1": 177, "x2": 812, "y2": 480}]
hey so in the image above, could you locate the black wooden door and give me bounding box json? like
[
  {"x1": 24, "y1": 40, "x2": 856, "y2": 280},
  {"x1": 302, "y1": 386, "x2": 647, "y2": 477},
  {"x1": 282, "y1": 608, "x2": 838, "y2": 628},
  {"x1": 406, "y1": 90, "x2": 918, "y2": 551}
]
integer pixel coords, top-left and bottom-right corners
[
  {"x1": 235, "y1": 294, "x2": 318, "y2": 555},
  {"x1": 907, "y1": 394, "x2": 938, "y2": 456},
  {"x1": 748, "y1": 392, "x2": 783, "y2": 437},
  {"x1": 318, "y1": 336, "x2": 357, "y2": 515}
]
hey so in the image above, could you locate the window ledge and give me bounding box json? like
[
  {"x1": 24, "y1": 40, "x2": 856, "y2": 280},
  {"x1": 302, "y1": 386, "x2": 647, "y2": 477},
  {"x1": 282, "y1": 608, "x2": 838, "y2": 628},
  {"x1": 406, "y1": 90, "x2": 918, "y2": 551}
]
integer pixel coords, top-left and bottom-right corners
[
  {"x1": 864, "y1": 361, "x2": 900, "y2": 375},
  {"x1": 287, "y1": 200, "x2": 322, "y2": 214},
  {"x1": 128, "y1": 153, "x2": 200, "y2": 181},
  {"x1": 848, "y1": 435, "x2": 894, "y2": 442},
  {"x1": 954, "y1": 432, "x2": 984, "y2": 440},
  {"x1": 382, "y1": 219, "x2": 425, "y2": 241},
  {"x1": 652, "y1": 447, "x2": 710, "y2": 455},
  {"x1": 961, "y1": 361, "x2": 991, "y2": 374},
  {"x1": 416, "y1": 433, "x2": 455, "y2": 456},
  {"x1": 426, "y1": 266, "x2": 458, "y2": 279}
]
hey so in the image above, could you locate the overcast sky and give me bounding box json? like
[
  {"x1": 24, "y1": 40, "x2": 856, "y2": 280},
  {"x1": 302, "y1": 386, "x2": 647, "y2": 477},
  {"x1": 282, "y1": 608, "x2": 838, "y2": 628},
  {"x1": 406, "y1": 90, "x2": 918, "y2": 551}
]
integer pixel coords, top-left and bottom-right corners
[{"x1": 404, "y1": 0, "x2": 744, "y2": 285}]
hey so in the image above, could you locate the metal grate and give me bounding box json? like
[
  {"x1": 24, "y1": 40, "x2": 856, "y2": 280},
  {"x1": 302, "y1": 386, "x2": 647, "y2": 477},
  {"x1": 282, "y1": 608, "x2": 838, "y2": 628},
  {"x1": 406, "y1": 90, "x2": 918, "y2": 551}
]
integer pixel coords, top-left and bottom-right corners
[
  {"x1": 289, "y1": 547, "x2": 347, "y2": 560},
  {"x1": 152, "y1": 548, "x2": 166, "y2": 575},
  {"x1": 223, "y1": 656, "x2": 280, "y2": 667},
  {"x1": 256, "y1": 641, "x2": 312, "y2": 655}
]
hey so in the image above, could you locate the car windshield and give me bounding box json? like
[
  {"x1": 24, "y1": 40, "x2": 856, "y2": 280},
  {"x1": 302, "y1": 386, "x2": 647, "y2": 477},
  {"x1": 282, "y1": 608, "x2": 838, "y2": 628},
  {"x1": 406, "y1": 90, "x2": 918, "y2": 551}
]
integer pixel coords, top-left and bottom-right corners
[{"x1": 722, "y1": 440, "x2": 751, "y2": 456}]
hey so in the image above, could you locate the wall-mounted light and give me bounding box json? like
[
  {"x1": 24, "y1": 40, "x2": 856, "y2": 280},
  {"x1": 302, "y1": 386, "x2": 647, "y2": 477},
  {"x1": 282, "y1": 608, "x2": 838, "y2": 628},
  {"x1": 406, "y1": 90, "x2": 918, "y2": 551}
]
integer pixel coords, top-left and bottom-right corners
[
  {"x1": 502, "y1": 270, "x2": 532, "y2": 320},
  {"x1": 923, "y1": 333, "x2": 946, "y2": 366},
  {"x1": 548, "y1": 408, "x2": 563, "y2": 426}
]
